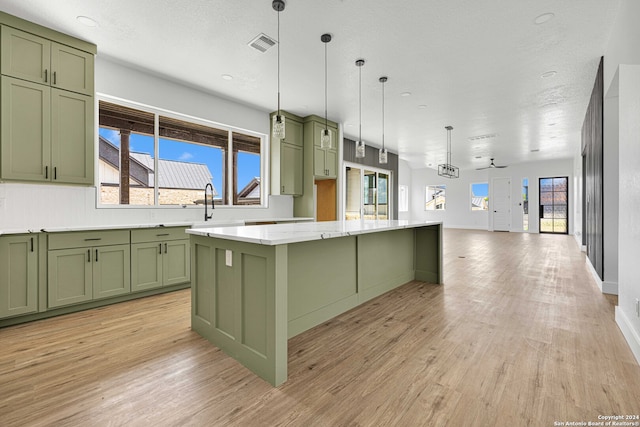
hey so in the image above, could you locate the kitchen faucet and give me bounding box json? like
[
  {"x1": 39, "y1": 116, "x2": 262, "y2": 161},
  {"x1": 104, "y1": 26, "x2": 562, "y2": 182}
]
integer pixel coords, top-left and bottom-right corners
[{"x1": 204, "y1": 183, "x2": 214, "y2": 221}]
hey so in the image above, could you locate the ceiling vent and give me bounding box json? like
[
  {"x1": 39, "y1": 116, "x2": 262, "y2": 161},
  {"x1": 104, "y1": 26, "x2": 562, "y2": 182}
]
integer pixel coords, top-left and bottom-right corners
[
  {"x1": 248, "y1": 33, "x2": 277, "y2": 53},
  {"x1": 468, "y1": 133, "x2": 498, "y2": 142}
]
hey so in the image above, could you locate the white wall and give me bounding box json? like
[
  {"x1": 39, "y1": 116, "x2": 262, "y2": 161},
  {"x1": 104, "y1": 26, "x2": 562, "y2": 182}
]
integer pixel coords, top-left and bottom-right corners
[
  {"x1": 397, "y1": 159, "x2": 412, "y2": 220},
  {"x1": 603, "y1": 90, "x2": 620, "y2": 294},
  {"x1": 614, "y1": 65, "x2": 640, "y2": 363},
  {"x1": 0, "y1": 57, "x2": 295, "y2": 231},
  {"x1": 410, "y1": 158, "x2": 573, "y2": 233},
  {"x1": 605, "y1": 0, "x2": 640, "y2": 364}
]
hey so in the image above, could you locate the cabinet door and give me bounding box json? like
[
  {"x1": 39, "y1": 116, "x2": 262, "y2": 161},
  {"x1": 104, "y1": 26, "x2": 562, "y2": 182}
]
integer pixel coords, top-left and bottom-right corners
[
  {"x1": 282, "y1": 118, "x2": 303, "y2": 147},
  {"x1": 325, "y1": 149, "x2": 338, "y2": 178},
  {"x1": 1, "y1": 76, "x2": 51, "y2": 182},
  {"x1": 51, "y1": 42, "x2": 94, "y2": 95},
  {"x1": 281, "y1": 143, "x2": 302, "y2": 195},
  {"x1": 51, "y1": 89, "x2": 94, "y2": 184},
  {"x1": 313, "y1": 146, "x2": 326, "y2": 177},
  {"x1": 131, "y1": 242, "x2": 163, "y2": 292},
  {"x1": 0, "y1": 26, "x2": 50, "y2": 85},
  {"x1": 0, "y1": 235, "x2": 38, "y2": 319},
  {"x1": 163, "y1": 240, "x2": 190, "y2": 287},
  {"x1": 93, "y1": 244, "x2": 131, "y2": 299},
  {"x1": 48, "y1": 248, "x2": 92, "y2": 308}
]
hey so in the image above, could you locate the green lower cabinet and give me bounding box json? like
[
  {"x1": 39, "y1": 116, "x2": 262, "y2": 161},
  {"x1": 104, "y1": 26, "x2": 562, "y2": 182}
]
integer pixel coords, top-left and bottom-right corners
[
  {"x1": 131, "y1": 238, "x2": 190, "y2": 292},
  {"x1": 48, "y1": 244, "x2": 130, "y2": 308},
  {"x1": 0, "y1": 234, "x2": 38, "y2": 319},
  {"x1": 48, "y1": 247, "x2": 92, "y2": 308},
  {"x1": 92, "y1": 244, "x2": 130, "y2": 300}
]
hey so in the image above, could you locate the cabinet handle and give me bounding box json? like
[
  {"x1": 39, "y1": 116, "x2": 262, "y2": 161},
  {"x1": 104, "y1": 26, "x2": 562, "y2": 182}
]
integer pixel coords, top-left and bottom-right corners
[
  {"x1": 45, "y1": 166, "x2": 48, "y2": 179},
  {"x1": 44, "y1": 69, "x2": 48, "y2": 83},
  {"x1": 30, "y1": 237, "x2": 34, "y2": 252},
  {"x1": 53, "y1": 71, "x2": 57, "y2": 85},
  {"x1": 87, "y1": 249, "x2": 91, "y2": 263},
  {"x1": 159, "y1": 243, "x2": 162, "y2": 254},
  {"x1": 54, "y1": 167, "x2": 57, "y2": 180},
  {"x1": 95, "y1": 249, "x2": 99, "y2": 262},
  {"x1": 164, "y1": 243, "x2": 168, "y2": 254},
  {"x1": 282, "y1": 185, "x2": 285, "y2": 193},
  {"x1": 84, "y1": 238, "x2": 102, "y2": 241},
  {"x1": 156, "y1": 233, "x2": 170, "y2": 237}
]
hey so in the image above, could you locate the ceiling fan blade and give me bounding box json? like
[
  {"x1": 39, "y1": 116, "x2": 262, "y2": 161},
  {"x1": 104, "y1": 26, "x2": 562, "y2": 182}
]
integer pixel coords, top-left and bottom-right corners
[
  {"x1": 476, "y1": 166, "x2": 490, "y2": 170},
  {"x1": 495, "y1": 165, "x2": 508, "y2": 168}
]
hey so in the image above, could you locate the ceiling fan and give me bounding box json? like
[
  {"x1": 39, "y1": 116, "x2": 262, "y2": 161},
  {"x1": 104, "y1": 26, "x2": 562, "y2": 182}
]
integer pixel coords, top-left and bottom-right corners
[{"x1": 476, "y1": 158, "x2": 508, "y2": 170}]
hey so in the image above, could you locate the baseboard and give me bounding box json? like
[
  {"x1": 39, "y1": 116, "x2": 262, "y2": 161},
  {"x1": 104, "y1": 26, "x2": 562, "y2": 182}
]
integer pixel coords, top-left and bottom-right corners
[
  {"x1": 444, "y1": 225, "x2": 488, "y2": 230},
  {"x1": 585, "y1": 257, "x2": 603, "y2": 292},
  {"x1": 615, "y1": 306, "x2": 640, "y2": 366},
  {"x1": 603, "y1": 281, "x2": 619, "y2": 295}
]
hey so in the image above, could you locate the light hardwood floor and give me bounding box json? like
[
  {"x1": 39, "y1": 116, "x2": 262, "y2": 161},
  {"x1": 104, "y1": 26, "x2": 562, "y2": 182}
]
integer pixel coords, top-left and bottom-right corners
[{"x1": 1, "y1": 229, "x2": 639, "y2": 426}]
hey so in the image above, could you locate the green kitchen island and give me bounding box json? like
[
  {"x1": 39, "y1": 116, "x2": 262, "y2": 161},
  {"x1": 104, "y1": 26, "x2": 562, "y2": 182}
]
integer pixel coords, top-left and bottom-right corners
[{"x1": 186, "y1": 220, "x2": 442, "y2": 386}]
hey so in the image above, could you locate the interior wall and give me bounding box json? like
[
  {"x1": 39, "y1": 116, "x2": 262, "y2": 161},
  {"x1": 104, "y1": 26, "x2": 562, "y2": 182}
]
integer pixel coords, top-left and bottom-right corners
[
  {"x1": 397, "y1": 159, "x2": 412, "y2": 220},
  {"x1": 603, "y1": 89, "x2": 620, "y2": 294},
  {"x1": 0, "y1": 56, "x2": 294, "y2": 231},
  {"x1": 410, "y1": 158, "x2": 573, "y2": 232},
  {"x1": 605, "y1": 0, "x2": 640, "y2": 364}
]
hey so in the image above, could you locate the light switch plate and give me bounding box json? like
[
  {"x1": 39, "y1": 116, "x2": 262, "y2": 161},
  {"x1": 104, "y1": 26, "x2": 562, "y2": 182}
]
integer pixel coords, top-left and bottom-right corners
[{"x1": 225, "y1": 250, "x2": 232, "y2": 267}]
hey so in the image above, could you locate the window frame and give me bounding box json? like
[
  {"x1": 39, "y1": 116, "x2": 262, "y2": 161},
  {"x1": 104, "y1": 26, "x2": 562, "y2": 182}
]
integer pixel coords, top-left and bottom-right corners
[
  {"x1": 425, "y1": 185, "x2": 446, "y2": 211},
  {"x1": 96, "y1": 94, "x2": 267, "y2": 209}
]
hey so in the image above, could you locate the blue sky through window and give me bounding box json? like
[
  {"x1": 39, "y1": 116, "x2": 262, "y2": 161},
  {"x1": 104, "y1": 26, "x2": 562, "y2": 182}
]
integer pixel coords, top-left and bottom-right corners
[
  {"x1": 471, "y1": 183, "x2": 488, "y2": 197},
  {"x1": 99, "y1": 128, "x2": 260, "y2": 198}
]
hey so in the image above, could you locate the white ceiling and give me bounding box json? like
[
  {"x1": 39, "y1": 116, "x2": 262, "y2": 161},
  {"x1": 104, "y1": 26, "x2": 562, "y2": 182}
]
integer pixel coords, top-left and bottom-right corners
[{"x1": 0, "y1": 0, "x2": 619, "y2": 170}]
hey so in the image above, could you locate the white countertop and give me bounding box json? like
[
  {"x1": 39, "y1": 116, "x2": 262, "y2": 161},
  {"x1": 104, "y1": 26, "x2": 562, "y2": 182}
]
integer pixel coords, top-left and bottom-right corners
[
  {"x1": 186, "y1": 220, "x2": 442, "y2": 245},
  {"x1": 0, "y1": 217, "x2": 313, "y2": 236}
]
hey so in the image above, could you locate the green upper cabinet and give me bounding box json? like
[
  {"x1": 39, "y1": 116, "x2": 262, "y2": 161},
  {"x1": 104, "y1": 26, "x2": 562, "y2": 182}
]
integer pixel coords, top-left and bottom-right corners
[
  {"x1": 1, "y1": 76, "x2": 51, "y2": 182},
  {"x1": 50, "y1": 42, "x2": 94, "y2": 95},
  {"x1": 270, "y1": 111, "x2": 304, "y2": 196},
  {"x1": 0, "y1": 26, "x2": 50, "y2": 85},
  {"x1": 0, "y1": 18, "x2": 95, "y2": 185},
  {"x1": 1, "y1": 26, "x2": 93, "y2": 95},
  {"x1": 305, "y1": 117, "x2": 338, "y2": 179},
  {"x1": 0, "y1": 234, "x2": 38, "y2": 319}
]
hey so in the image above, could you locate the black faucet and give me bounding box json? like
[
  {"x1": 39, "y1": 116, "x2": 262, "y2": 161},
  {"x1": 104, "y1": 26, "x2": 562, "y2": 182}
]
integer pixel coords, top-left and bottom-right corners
[{"x1": 204, "y1": 183, "x2": 214, "y2": 221}]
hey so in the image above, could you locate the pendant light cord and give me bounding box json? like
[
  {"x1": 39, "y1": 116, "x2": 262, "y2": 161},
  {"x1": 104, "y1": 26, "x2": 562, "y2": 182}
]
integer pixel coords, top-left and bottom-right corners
[
  {"x1": 324, "y1": 40, "x2": 328, "y2": 131},
  {"x1": 359, "y1": 64, "x2": 362, "y2": 144},
  {"x1": 382, "y1": 80, "x2": 385, "y2": 151},
  {"x1": 277, "y1": 10, "x2": 281, "y2": 117}
]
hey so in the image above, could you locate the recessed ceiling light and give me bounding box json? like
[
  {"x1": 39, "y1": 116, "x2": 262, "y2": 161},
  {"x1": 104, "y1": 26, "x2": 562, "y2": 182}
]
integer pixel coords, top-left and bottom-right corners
[
  {"x1": 468, "y1": 133, "x2": 498, "y2": 141},
  {"x1": 475, "y1": 156, "x2": 482, "y2": 159},
  {"x1": 221, "y1": 74, "x2": 233, "y2": 80},
  {"x1": 548, "y1": 122, "x2": 557, "y2": 126},
  {"x1": 76, "y1": 15, "x2": 97, "y2": 27},
  {"x1": 534, "y1": 13, "x2": 555, "y2": 25},
  {"x1": 541, "y1": 71, "x2": 557, "y2": 78},
  {"x1": 400, "y1": 92, "x2": 411, "y2": 97},
  {"x1": 531, "y1": 149, "x2": 540, "y2": 152},
  {"x1": 418, "y1": 104, "x2": 427, "y2": 109}
]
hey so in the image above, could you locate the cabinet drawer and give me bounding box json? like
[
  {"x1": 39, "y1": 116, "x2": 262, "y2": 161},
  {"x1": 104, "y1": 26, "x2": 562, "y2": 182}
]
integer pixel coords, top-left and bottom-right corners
[
  {"x1": 131, "y1": 227, "x2": 187, "y2": 243},
  {"x1": 48, "y1": 229, "x2": 130, "y2": 249}
]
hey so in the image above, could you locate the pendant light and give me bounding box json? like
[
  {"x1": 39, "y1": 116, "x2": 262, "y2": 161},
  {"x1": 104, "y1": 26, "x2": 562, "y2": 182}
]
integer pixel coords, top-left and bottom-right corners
[
  {"x1": 378, "y1": 76, "x2": 388, "y2": 164},
  {"x1": 272, "y1": 0, "x2": 286, "y2": 140},
  {"x1": 355, "y1": 59, "x2": 366, "y2": 158},
  {"x1": 437, "y1": 126, "x2": 460, "y2": 178},
  {"x1": 320, "y1": 33, "x2": 332, "y2": 149}
]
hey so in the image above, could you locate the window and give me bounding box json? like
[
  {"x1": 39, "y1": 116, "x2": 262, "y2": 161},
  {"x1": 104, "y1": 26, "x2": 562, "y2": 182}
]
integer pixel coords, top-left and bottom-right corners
[
  {"x1": 344, "y1": 164, "x2": 392, "y2": 220},
  {"x1": 471, "y1": 182, "x2": 489, "y2": 211},
  {"x1": 98, "y1": 100, "x2": 264, "y2": 207},
  {"x1": 398, "y1": 185, "x2": 408, "y2": 212},
  {"x1": 522, "y1": 178, "x2": 529, "y2": 230},
  {"x1": 425, "y1": 185, "x2": 445, "y2": 210}
]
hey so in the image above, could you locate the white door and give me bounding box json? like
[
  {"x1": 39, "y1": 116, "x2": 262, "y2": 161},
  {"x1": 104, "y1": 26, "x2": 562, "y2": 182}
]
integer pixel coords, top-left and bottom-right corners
[{"x1": 492, "y1": 177, "x2": 511, "y2": 231}]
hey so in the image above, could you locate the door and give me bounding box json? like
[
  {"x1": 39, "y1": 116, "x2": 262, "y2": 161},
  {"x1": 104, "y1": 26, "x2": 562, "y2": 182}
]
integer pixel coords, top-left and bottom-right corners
[
  {"x1": 345, "y1": 166, "x2": 362, "y2": 220},
  {"x1": 377, "y1": 173, "x2": 389, "y2": 219},
  {"x1": 131, "y1": 242, "x2": 163, "y2": 292},
  {"x1": 0, "y1": 235, "x2": 38, "y2": 319},
  {"x1": 344, "y1": 164, "x2": 392, "y2": 221},
  {"x1": 363, "y1": 170, "x2": 377, "y2": 219},
  {"x1": 280, "y1": 142, "x2": 302, "y2": 195},
  {"x1": 539, "y1": 177, "x2": 568, "y2": 234},
  {"x1": 51, "y1": 88, "x2": 94, "y2": 184},
  {"x1": 51, "y1": 42, "x2": 94, "y2": 95},
  {"x1": 0, "y1": 26, "x2": 50, "y2": 84},
  {"x1": 93, "y1": 245, "x2": 131, "y2": 299},
  {"x1": 164, "y1": 240, "x2": 191, "y2": 286},
  {"x1": 492, "y1": 177, "x2": 511, "y2": 231},
  {"x1": 48, "y1": 248, "x2": 92, "y2": 308},
  {"x1": 1, "y1": 76, "x2": 51, "y2": 182}
]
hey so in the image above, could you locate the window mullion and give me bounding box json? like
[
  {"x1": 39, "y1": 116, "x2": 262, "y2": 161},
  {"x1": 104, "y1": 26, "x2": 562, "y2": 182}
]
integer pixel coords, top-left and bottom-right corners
[
  {"x1": 227, "y1": 130, "x2": 233, "y2": 205},
  {"x1": 154, "y1": 113, "x2": 160, "y2": 206}
]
